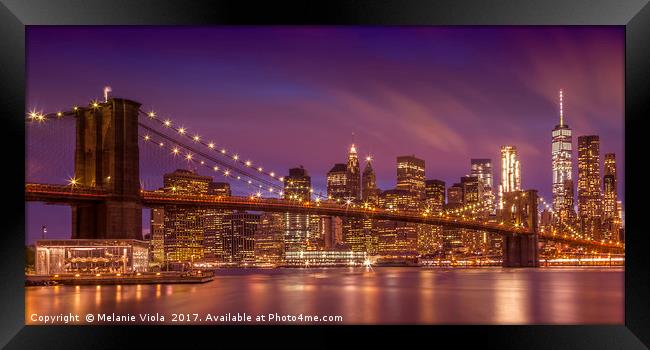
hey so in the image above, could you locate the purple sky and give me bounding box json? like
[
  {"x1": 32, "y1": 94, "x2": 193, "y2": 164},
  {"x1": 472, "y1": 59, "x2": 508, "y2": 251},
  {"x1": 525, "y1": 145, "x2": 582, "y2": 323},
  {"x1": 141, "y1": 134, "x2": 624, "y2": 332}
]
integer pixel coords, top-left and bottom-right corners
[{"x1": 25, "y1": 26, "x2": 624, "y2": 244}]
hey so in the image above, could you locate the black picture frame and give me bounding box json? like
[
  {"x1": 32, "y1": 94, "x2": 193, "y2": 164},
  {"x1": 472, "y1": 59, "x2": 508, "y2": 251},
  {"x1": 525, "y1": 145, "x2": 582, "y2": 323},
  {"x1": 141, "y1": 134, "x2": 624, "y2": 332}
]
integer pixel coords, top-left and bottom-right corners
[{"x1": 1, "y1": 0, "x2": 648, "y2": 348}]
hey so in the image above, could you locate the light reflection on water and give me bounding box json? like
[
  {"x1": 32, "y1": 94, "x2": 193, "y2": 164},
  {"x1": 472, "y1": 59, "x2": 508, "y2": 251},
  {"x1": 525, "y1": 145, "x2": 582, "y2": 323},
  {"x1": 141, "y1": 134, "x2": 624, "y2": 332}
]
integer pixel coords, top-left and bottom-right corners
[{"x1": 25, "y1": 267, "x2": 623, "y2": 325}]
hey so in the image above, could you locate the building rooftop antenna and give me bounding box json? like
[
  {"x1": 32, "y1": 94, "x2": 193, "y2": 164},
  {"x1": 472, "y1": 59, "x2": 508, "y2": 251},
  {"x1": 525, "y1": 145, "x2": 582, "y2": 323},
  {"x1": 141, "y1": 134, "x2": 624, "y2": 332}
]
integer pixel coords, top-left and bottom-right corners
[{"x1": 559, "y1": 89, "x2": 564, "y2": 127}]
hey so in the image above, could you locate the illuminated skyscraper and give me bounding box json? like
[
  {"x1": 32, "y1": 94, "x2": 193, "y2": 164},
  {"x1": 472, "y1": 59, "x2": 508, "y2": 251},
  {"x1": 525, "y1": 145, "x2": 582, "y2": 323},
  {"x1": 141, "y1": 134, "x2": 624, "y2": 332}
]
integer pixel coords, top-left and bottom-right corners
[
  {"x1": 208, "y1": 182, "x2": 231, "y2": 196},
  {"x1": 603, "y1": 153, "x2": 620, "y2": 239},
  {"x1": 421, "y1": 179, "x2": 446, "y2": 255},
  {"x1": 551, "y1": 89, "x2": 576, "y2": 226},
  {"x1": 346, "y1": 144, "x2": 361, "y2": 201},
  {"x1": 204, "y1": 182, "x2": 232, "y2": 262},
  {"x1": 283, "y1": 167, "x2": 313, "y2": 252},
  {"x1": 424, "y1": 179, "x2": 445, "y2": 213},
  {"x1": 577, "y1": 135, "x2": 603, "y2": 239},
  {"x1": 499, "y1": 146, "x2": 521, "y2": 209},
  {"x1": 343, "y1": 217, "x2": 366, "y2": 252},
  {"x1": 161, "y1": 169, "x2": 212, "y2": 262},
  {"x1": 396, "y1": 155, "x2": 426, "y2": 198},
  {"x1": 362, "y1": 157, "x2": 380, "y2": 205},
  {"x1": 447, "y1": 183, "x2": 464, "y2": 208},
  {"x1": 461, "y1": 176, "x2": 483, "y2": 206},
  {"x1": 284, "y1": 166, "x2": 312, "y2": 201},
  {"x1": 223, "y1": 212, "x2": 259, "y2": 264},
  {"x1": 461, "y1": 176, "x2": 489, "y2": 254},
  {"x1": 377, "y1": 189, "x2": 419, "y2": 258},
  {"x1": 470, "y1": 159, "x2": 495, "y2": 210},
  {"x1": 562, "y1": 179, "x2": 576, "y2": 223},
  {"x1": 164, "y1": 169, "x2": 211, "y2": 195},
  {"x1": 150, "y1": 207, "x2": 165, "y2": 263},
  {"x1": 360, "y1": 157, "x2": 380, "y2": 254},
  {"x1": 617, "y1": 200, "x2": 624, "y2": 241},
  {"x1": 443, "y1": 183, "x2": 464, "y2": 252},
  {"x1": 254, "y1": 212, "x2": 285, "y2": 266},
  {"x1": 327, "y1": 163, "x2": 348, "y2": 201},
  {"x1": 326, "y1": 145, "x2": 364, "y2": 252}
]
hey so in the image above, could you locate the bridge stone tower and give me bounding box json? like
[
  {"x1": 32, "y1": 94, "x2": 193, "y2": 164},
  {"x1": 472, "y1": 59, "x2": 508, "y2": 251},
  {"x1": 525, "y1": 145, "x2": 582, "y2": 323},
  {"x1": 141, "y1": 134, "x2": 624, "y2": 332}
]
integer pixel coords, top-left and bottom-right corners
[
  {"x1": 499, "y1": 189, "x2": 539, "y2": 267},
  {"x1": 72, "y1": 98, "x2": 142, "y2": 239}
]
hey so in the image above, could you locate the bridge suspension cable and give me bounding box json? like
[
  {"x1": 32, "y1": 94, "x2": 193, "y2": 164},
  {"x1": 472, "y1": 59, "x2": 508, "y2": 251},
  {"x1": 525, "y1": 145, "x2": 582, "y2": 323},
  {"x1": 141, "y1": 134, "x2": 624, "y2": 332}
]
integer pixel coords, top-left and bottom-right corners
[
  {"x1": 24, "y1": 102, "x2": 329, "y2": 200},
  {"x1": 140, "y1": 130, "x2": 287, "y2": 198},
  {"x1": 536, "y1": 195, "x2": 621, "y2": 249},
  {"x1": 141, "y1": 110, "x2": 285, "y2": 180},
  {"x1": 137, "y1": 108, "x2": 330, "y2": 199}
]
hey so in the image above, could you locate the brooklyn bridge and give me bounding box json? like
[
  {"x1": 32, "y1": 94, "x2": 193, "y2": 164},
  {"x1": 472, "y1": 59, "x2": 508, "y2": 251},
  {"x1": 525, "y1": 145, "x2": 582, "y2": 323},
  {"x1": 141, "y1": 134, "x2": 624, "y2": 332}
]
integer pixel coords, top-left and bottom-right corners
[{"x1": 25, "y1": 98, "x2": 624, "y2": 268}]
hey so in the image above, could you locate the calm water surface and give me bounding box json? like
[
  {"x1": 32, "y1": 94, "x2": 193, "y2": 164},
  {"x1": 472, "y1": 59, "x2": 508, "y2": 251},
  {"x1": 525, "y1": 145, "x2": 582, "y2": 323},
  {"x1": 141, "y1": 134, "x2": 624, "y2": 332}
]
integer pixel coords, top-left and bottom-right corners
[{"x1": 26, "y1": 267, "x2": 623, "y2": 324}]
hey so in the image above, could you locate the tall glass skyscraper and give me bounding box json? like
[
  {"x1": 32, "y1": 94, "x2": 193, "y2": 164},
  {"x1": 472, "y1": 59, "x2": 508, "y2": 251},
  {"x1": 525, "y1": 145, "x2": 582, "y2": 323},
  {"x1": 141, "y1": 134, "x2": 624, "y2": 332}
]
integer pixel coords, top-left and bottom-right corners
[
  {"x1": 577, "y1": 135, "x2": 603, "y2": 239},
  {"x1": 551, "y1": 89, "x2": 576, "y2": 226},
  {"x1": 470, "y1": 158, "x2": 494, "y2": 211},
  {"x1": 602, "y1": 153, "x2": 619, "y2": 239},
  {"x1": 283, "y1": 167, "x2": 313, "y2": 252},
  {"x1": 499, "y1": 146, "x2": 521, "y2": 209}
]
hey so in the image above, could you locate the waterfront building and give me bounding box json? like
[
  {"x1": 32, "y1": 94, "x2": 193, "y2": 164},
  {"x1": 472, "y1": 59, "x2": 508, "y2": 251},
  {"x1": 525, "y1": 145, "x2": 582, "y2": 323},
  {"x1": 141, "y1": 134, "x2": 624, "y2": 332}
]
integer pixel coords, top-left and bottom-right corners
[
  {"x1": 161, "y1": 169, "x2": 212, "y2": 262},
  {"x1": 283, "y1": 250, "x2": 367, "y2": 267},
  {"x1": 377, "y1": 189, "x2": 419, "y2": 258},
  {"x1": 254, "y1": 212, "x2": 285, "y2": 266},
  {"x1": 321, "y1": 216, "x2": 343, "y2": 250},
  {"x1": 204, "y1": 182, "x2": 232, "y2": 262},
  {"x1": 362, "y1": 217, "x2": 379, "y2": 255},
  {"x1": 283, "y1": 166, "x2": 313, "y2": 252},
  {"x1": 307, "y1": 215, "x2": 326, "y2": 250},
  {"x1": 222, "y1": 212, "x2": 259, "y2": 264},
  {"x1": 35, "y1": 239, "x2": 149, "y2": 275},
  {"x1": 343, "y1": 217, "x2": 366, "y2": 253},
  {"x1": 551, "y1": 90, "x2": 576, "y2": 227},
  {"x1": 150, "y1": 207, "x2": 164, "y2": 263},
  {"x1": 577, "y1": 135, "x2": 603, "y2": 239}
]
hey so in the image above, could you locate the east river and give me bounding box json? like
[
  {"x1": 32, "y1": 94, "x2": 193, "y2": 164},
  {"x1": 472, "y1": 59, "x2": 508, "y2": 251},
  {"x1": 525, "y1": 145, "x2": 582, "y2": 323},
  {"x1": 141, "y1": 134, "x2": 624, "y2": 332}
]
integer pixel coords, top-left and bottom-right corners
[{"x1": 25, "y1": 267, "x2": 623, "y2": 325}]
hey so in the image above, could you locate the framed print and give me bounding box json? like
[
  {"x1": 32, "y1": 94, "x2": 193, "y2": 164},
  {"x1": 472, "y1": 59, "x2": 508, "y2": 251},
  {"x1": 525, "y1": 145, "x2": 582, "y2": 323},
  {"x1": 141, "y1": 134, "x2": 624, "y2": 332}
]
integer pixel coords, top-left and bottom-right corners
[{"x1": 1, "y1": 0, "x2": 649, "y2": 348}]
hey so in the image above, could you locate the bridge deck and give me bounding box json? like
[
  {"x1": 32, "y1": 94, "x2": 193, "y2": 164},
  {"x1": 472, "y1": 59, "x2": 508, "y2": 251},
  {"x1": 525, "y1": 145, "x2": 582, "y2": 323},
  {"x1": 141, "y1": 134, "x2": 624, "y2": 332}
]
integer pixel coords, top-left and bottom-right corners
[
  {"x1": 26, "y1": 183, "x2": 530, "y2": 235},
  {"x1": 25, "y1": 183, "x2": 624, "y2": 252}
]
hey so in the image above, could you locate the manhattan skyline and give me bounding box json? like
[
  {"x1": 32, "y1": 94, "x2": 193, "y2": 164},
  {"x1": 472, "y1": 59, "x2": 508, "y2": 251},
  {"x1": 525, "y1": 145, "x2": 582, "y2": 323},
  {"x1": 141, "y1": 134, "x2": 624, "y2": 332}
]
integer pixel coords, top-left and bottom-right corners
[{"x1": 26, "y1": 26, "x2": 624, "y2": 243}]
